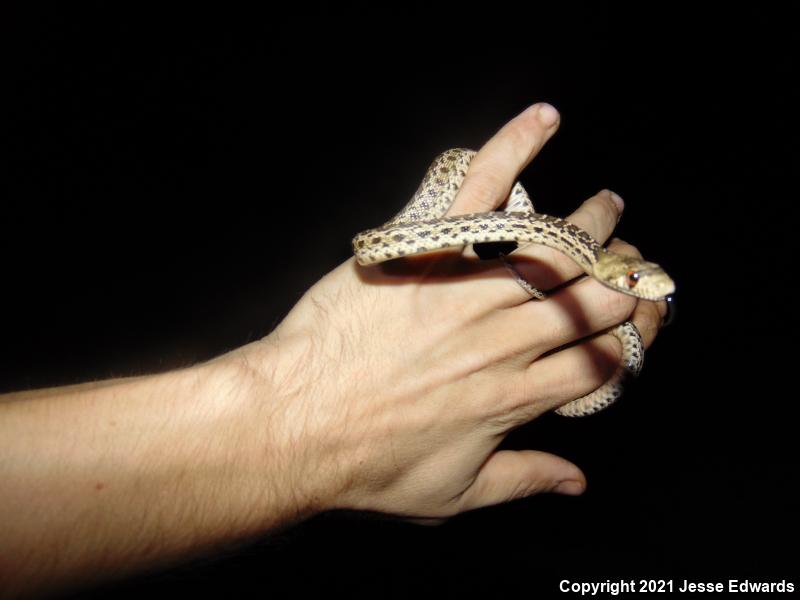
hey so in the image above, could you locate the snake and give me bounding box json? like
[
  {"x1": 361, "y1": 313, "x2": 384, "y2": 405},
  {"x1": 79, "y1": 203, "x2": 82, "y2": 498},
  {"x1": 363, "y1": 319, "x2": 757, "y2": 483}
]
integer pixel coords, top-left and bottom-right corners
[{"x1": 352, "y1": 149, "x2": 675, "y2": 417}]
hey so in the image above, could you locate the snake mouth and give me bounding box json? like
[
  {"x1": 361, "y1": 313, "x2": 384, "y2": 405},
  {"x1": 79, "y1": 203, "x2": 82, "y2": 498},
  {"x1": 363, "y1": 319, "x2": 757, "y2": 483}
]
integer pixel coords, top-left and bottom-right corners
[
  {"x1": 638, "y1": 267, "x2": 676, "y2": 300},
  {"x1": 635, "y1": 284, "x2": 676, "y2": 302}
]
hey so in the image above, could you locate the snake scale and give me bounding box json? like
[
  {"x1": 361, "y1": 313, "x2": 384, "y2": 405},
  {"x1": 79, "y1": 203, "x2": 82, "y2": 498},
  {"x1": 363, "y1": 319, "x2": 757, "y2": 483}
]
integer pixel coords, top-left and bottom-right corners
[{"x1": 352, "y1": 149, "x2": 675, "y2": 416}]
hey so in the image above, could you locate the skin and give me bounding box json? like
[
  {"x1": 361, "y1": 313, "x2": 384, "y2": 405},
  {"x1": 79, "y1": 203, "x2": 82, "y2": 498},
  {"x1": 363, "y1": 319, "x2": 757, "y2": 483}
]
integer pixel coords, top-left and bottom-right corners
[{"x1": 0, "y1": 103, "x2": 667, "y2": 596}]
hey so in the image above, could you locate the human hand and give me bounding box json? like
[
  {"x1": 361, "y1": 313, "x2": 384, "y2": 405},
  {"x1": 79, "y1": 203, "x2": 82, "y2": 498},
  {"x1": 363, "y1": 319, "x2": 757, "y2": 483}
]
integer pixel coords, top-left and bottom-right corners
[{"x1": 236, "y1": 103, "x2": 668, "y2": 522}]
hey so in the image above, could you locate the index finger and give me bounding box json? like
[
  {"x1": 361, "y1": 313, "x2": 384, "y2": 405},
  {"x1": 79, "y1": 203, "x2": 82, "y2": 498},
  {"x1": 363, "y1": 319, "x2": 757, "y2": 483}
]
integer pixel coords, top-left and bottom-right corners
[{"x1": 448, "y1": 102, "x2": 561, "y2": 215}]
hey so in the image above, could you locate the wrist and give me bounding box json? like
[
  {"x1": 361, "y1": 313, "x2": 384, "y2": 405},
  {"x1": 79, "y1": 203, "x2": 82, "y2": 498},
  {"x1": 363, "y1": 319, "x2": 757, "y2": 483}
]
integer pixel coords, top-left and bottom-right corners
[
  {"x1": 224, "y1": 329, "x2": 358, "y2": 519},
  {"x1": 210, "y1": 335, "x2": 334, "y2": 525}
]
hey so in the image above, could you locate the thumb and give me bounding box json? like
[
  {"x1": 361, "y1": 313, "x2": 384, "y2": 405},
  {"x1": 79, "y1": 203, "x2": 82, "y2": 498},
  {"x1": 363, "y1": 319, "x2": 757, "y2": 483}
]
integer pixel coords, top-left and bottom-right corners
[{"x1": 457, "y1": 450, "x2": 586, "y2": 512}]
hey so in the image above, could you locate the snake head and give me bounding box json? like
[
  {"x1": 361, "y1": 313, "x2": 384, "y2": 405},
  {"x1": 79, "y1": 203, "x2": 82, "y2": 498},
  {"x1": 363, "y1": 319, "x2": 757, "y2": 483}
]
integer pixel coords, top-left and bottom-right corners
[{"x1": 593, "y1": 249, "x2": 675, "y2": 301}]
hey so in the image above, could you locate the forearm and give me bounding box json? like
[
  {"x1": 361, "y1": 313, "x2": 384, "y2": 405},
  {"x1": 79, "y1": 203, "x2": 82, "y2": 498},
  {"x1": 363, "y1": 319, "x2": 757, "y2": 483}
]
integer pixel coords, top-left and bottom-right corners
[{"x1": 0, "y1": 350, "x2": 307, "y2": 596}]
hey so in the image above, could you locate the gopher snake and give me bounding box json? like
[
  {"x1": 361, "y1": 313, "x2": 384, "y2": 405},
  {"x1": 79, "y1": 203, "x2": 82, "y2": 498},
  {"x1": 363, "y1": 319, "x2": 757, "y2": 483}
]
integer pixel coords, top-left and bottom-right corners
[{"x1": 353, "y1": 149, "x2": 675, "y2": 416}]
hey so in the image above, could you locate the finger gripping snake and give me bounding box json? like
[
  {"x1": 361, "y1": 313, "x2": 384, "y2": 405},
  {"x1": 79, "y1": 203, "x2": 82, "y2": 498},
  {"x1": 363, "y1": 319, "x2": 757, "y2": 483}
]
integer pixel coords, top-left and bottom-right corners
[{"x1": 352, "y1": 149, "x2": 675, "y2": 417}]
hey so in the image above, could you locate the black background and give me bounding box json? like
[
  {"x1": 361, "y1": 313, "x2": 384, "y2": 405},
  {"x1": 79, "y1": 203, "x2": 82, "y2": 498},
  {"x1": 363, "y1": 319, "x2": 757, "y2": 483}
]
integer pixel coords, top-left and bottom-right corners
[{"x1": 4, "y1": 3, "x2": 797, "y2": 597}]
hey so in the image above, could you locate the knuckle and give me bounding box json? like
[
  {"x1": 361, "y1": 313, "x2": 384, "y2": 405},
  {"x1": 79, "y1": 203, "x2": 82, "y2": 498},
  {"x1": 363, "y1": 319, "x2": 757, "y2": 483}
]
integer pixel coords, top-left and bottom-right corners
[
  {"x1": 552, "y1": 376, "x2": 585, "y2": 406},
  {"x1": 656, "y1": 299, "x2": 669, "y2": 319},
  {"x1": 507, "y1": 478, "x2": 541, "y2": 502},
  {"x1": 499, "y1": 375, "x2": 534, "y2": 412},
  {"x1": 591, "y1": 335, "x2": 624, "y2": 379},
  {"x1": 575, "y1": 347, "x2": 616, "y2": 393},
  {"x1": 600, "y1": 287, "x2": 637, "y2": 322},
  {"x1": 460, "y1": 171, "x2": 505, "y2": 210},
  {"x1": 487, "y1": 375, "x2": 542, "y2": 428},
  {"x1": 635, "y1": 305, "x2": 662, "y2": 347},
  {"x1": 572, "y1": 190, "x2": 618, "y2": 239},
  {"x1": 594, "y1": 189, "x2": 621, "y2": 226},
  {"x1": 608, "y1": 237, "x2": 643, "y2": 258},
  {"x1": 509, "y1": 111, "x2": 545, "y2": 153},
  {"x1": 540, "y1": 314, "x2": 574, "y2": 348},
  {"x1": 553, "y1": 342, "x2": 619, "y2": 408}
]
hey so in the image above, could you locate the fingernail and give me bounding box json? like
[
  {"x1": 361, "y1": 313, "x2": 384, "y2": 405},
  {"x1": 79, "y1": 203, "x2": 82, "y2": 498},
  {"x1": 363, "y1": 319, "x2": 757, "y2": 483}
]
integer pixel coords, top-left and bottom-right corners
[
  {"x1": 553, "y1": 480, "x2": 585, "y2": 495},
  {"x1": 536, "y1": 103, "x2": 560, "y2": 128},
  {"x1": 609, "y1": 190, "x2": 625, "y2": 214}
]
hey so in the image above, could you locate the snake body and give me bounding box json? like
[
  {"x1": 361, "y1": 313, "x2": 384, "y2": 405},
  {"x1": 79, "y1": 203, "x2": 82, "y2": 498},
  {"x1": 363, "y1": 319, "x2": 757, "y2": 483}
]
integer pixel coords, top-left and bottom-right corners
[{"x1": 353, "y1": 149, "x2": 675, "y2": 417}]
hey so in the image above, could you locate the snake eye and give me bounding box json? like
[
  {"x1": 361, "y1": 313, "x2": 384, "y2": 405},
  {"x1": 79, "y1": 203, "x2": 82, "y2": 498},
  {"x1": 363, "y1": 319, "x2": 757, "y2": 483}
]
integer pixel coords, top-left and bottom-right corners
[{"x1": 626, "y1": 270, "x2": 640, "y2": 288}]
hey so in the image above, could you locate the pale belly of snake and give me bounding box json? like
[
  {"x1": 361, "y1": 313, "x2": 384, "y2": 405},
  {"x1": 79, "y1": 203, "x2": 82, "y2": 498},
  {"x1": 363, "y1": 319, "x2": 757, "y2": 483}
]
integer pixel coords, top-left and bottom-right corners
[{"x1": 352, "y1": 149, "x2": 675, "y2": 417}]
